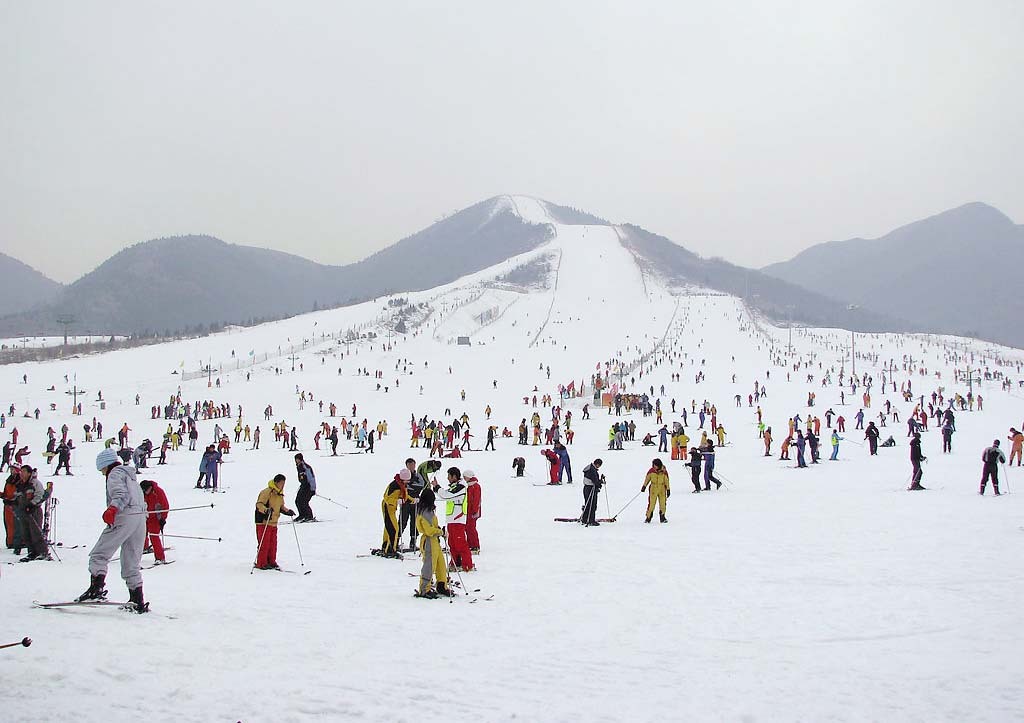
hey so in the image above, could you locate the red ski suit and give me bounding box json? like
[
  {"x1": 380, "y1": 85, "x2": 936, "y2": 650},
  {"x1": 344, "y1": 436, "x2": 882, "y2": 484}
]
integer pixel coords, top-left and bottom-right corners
[{"x1": 143, "y1": 481, "x2": 169, "y2": 561}]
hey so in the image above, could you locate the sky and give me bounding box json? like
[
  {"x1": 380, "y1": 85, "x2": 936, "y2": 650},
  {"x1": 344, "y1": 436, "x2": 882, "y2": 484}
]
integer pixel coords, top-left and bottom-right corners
[{"x1": 1, "y1": 1, "x2": 1022, "y2": 284}]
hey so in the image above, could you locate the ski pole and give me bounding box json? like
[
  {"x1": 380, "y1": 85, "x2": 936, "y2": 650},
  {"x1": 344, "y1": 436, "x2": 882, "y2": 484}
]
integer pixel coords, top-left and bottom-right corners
[
  {"x1": 124, "y1": 503, "x2": 215, "y2": 515},
  {"x1": 314, "y1": 493, "x2": 348, "y2": 509},
  {"x1": 162, "y1": 534, "x2": 222, "y2": 542},
  {"x1": 1001, "y1": 461, "x2": 1011, "y2": 494},
  {"x1": 0, "y1": 637, "x2": 32, "y2": 650},
  {"x1": 291, "y1": 518, "x2": 305, "y2": 568},
  {"x1": 28, "y1": 513, "x2": 61, "y2": 563},
  {"x1": 441, "y1": 537, "x2": 467, "y2": 597},
  {"x1": 610, "y1": 489, "x2": 644, "y2": 521},
  {"x1": 252, "y1": 521, "x2": 271, "y2": 574},
  {"x1": 603, "y1": 477, "x2": 611, "y2": 517}
]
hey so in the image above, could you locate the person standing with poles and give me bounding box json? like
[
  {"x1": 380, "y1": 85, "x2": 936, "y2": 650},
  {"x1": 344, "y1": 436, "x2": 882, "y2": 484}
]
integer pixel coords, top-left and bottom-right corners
[
  {"x1": 433, "y1": 467, "x2": 473, "y2": 572},
  {"x1": 400, "y1": 458, "x2": 427, "y2": 552},
  {"x1": 414, "y1": 488, "x2": 450, "y2": 598},
  {"x1": 293, "y1": 453, "x2": 316, "y2": 522},
  {"x1": 581, "y1": 459, "x2": 604, "y2": 526},
  {"x1": 140, "y1": 480, "x2": 170, "y2": 564},
  {"x1": 464, "y1": 469, "x2": 482, "y2": 553},
  {"x1": 76, "y1": 449, "x2": 148, "y2": 613},
  {"x1": 254, "y1": 474, "x2": 295, "y2": 570},
  {"x1": 979, "y1": 439, "x2": 1006, "y2": 496},
  {"x1": 16, "y1": 465, "x2": 49, "y2": 561}
]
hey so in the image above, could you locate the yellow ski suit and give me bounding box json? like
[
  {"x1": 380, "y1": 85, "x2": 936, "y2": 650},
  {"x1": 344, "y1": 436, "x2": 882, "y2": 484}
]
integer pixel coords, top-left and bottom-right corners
[
  {"x1": 416, "y1": 509, "x2": 448, "y2": 594},
  {"x1": 642, "y1": 467, "x2": 670, "y2": 520}
]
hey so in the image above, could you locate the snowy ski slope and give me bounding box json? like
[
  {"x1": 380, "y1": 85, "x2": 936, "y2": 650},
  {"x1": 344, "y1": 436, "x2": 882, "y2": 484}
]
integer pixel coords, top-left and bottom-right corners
[{"x1": 2, "y1": 199, "x2": 1023, "y2": 722}]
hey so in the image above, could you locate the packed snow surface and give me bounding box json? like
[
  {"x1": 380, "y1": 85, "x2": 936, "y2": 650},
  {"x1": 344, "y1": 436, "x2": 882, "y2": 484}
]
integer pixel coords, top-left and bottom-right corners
[{"x1": 3, "y1": 211, "x2": 1023, "y2": 722}]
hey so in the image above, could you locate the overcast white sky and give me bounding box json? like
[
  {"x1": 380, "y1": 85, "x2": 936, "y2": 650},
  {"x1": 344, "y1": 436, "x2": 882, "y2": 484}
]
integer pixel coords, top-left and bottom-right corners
[{"x1": 2, "y1": 1, "x2": 1022, "y2": 283}]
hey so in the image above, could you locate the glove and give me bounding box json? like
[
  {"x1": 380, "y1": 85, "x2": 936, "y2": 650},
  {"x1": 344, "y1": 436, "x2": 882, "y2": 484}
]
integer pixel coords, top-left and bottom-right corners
[
  {"x1": 640, "y1": 486, "x2": 646, "y2": 492},
  {"x1": 159, "y1": 519, "x2": 166, "y2": 531},
  {"x1": 667, "y1": 489, "x2": 671, "y2": 498},
  {"x1": 310, "y1": 491, "x2": 316, "y2": 497},
  {"x1": 102, "y1": 505, "x2": 118, "y2": 525},
  {"x1": 284, "y1": 509, "x2": 295, "y2": 517}
]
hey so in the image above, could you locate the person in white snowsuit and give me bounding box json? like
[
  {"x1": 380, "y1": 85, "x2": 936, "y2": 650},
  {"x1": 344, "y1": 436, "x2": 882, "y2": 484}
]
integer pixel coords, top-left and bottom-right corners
[{"x1": 77, "y1": 448, "x2": 149, "y2": 612}]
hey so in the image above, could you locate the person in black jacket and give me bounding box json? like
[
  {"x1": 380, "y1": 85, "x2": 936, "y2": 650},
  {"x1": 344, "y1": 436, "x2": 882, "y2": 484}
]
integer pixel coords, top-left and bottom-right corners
[
  {"x1": 581, "y1": 459, "x2": 604, "y2": 526},
  {"x1": 908, "y1": 432, "x2": 926, "y2": 490},
  {"x1": 686, "y1": 446, "x2": 703, "y2": 492},
  {"x1": 864, "y1": 422, "x2": 880, "y2": 456},
  {"x1": 980, "y1": 440, "x2": 1006, "y2": 495},
  {"x1": 293, "y1": 453, "x2": 317, "y2": 522},
  {"x1": 400, "y1": 457, "x2": 426, "y2": 551}
]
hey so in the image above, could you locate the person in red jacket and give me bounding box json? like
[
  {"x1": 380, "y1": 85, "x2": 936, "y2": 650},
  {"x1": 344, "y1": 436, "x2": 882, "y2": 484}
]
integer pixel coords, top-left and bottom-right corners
[
  {"x1": 139, "y1": 480, "x2": 169, "y2": 564},
  {"x1": 464, "y1": 469, "x2": 482, "y2": 553},
  {"x1": 541, "y1": 448, "x2": 561, "y2": 485}
]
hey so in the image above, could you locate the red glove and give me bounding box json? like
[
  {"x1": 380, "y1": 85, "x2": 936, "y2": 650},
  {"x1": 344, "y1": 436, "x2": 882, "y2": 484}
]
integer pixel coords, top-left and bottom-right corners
[{"x1": 102, "y1": 505, "x2": 118, "y2": 525}]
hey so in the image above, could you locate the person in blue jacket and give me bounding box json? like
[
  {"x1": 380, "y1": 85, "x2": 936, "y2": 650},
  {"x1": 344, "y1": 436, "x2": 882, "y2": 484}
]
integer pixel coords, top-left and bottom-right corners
[{"x1": 555, "y1": 442, "x2": 572, "y2": 484}]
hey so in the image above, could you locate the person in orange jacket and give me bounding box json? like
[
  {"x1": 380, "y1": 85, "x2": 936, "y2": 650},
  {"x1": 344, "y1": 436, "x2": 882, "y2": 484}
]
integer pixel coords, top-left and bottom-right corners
[
  {"x1": 140, "y1": 480, "x2": 170, "y2": 564},
  {"x1": 464, "y1": 469, "x2": 482, "y2": 553},
  {"x1": 1008, "y1": 428, "x2": 1024, "y2": 466}
]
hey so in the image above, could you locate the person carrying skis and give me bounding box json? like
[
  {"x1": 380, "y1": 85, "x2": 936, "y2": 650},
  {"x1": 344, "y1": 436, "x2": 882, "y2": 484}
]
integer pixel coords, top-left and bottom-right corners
[
  {"x1": 464, "y1": 469, "x2": 482, "y2": 553},
  {"x1": 400, "y1": 458, "x2": 428, "y2": 552},
  {"x1": 908, "y1": 433, "x2": 926, "y2": 490},
  {"x1": 581, "y1": 459, "x2": 604, "y2": 525},
  {"x1": 254, "y1": 474, "x2": 295, "y2": 570},
  {"x1": 979, "y1": 439, "x2": 1006, "y2": 495},
  {"x1": 77, "y1": 449, "x2": 148, "y2": 613},
  {"x1": 433, "y1": 467, "x2": 473, "y2": 572},
  {"x1": 139, "y1": 479, "x2": 170, "y2": 563},
  {"x1": 641, "y1": 458, "x2": 670, "y2": 523},
  {"x1": 293, "y1": 453, "x2": 316, "y2": 522},
  {"x1": 16, "y1": 465, "x2": 49, "y2": 561},
  {"x1": 414, "y1": 488, "x2": 450, "y2": 598}
]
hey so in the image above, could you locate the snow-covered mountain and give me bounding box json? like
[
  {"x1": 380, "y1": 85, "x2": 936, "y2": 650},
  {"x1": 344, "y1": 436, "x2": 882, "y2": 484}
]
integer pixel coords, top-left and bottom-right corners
[
  {"x1": 3, "y1": 202, "x2": 1024, "y2": 720},
  {"x1": 0, "y1": 251, "x2": 62, "y2": 316}
]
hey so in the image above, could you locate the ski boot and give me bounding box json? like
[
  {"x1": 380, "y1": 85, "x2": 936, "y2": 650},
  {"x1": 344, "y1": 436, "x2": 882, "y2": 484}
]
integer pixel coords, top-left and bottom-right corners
[
  {"x1": 659, "y1": 514, "x2": 668, "y2": 523},
  {"x1": 76, "y1": 574, "x2": 108, "y2": 602},
  {"x1": 127, "y1": 586, "x2": 150, "y2": 614},
  {"x1": 436, "y1": 582, "x2": 455, "y2": 597},
  {"x1": 644, "y1": 516, "x2": 652, "y2": 523}
]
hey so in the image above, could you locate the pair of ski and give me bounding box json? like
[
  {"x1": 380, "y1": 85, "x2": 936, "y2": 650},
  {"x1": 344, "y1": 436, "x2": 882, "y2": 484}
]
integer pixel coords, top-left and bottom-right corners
[
  {"x1": 554, "y1": 517, "x2": 616, "y2": 523},
  {"x1": 358, "y1": 549, "x2": 405, "y2": 560},
  {"x1": 32, "y1": 599, "x2": 172, "y2": 617}
]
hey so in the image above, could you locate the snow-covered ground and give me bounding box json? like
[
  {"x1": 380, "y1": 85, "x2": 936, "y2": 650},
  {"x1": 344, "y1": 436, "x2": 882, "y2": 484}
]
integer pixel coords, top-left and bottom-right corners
[{"x1": 3, "y1": 197, "x2": 1024, "y2": 722}]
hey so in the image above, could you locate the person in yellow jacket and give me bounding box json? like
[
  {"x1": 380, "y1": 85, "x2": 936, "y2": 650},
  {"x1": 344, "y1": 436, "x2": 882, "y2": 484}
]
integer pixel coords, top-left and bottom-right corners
[
  {"x1": 414, "y1": 488, "x2": 451, "y2": 598},
  {"x1": 254, "y1": 475, "x2": 295, "y2": 570},
  {"x1": 715, "y1": 424, "x2": 727, "y2": 447},
  {"x1": 641, "y1": 458, "x2": 670, "y2": 523},
  {"x1": 376, "y1": 469, "x2": 410, "y2": 558}
]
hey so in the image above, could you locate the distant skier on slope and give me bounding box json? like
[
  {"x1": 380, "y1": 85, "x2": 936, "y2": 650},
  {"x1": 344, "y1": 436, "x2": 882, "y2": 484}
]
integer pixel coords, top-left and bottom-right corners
[
  {"x1": 979, "y1": 440, "x2": 1006, "y2": 495},
  {"x1": 908, "y1": 433, "x2": 926, "y2": 491}
]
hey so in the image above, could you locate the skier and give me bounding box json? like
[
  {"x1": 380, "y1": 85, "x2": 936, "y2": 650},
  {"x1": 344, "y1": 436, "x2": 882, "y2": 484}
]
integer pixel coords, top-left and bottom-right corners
[
  {"x1": 555, "y1": 442, "x2": 572, "y2": 483},
  {"x1": 702, "y1": 441, "x2": 722, "y2": 489},
  {"x1": 399, "y1": 458, "x2": 427, "y2": 552},
  {"x1": 16, "y1": 465, "x2": 48, "y2": 561},
  {"x1": 77, "y1": 449, "x2": 148, "y2": 613},
  {"x1": 794, "y1": 430, "x2": 807, "y2": 468},
  {"x1": 378, "y1": 468, "x2": 410, "y2": 558},
  {"x1": 581, "y1": 459, "x2": 604, "y2": 525},
  {"x1": 433, "y1": 467, "x2": 473, "y2": 571},
  {"x1": 864, "y1": 422, "x2": 880, "y2": 456},
  {"x1": 293, "y1": 453, "x2": 316, "y2": 522},
  {"x1": 979, "y1": 440, "x2": 1006, "y2": 495},
  {"x1": 641, "y1": 458, "x2": 670, "y2": 522},
  {"x1": 464, "y1": 469, "x2": 482, "y2": 553},
  {"x1": 908, "y1": 433, "x2": 926, "y2": 490},
  {"x1": 139, "y1": 480, "x2": 169, "y2": 563},
  {"x1": 541, "y1": 448, "x2": 561, "y2": 485},
  {"x1": 254, "y1": 475, "x2": 296, "y2": 570},
  {"x1": 512, "y1": 456, "x2": 526, "y2": 477},
  {"x1": 685, "y1": 446, "x2": 703, "y2": 492},
  {"x1": 830, "y1": 430, "x2": 842, "y2": 460},
  {"x1": 1008, "y1": 428, "x2": 1024, "y2": 466},
  {"x1": 53, "y1": 440, "x2": 73, "y2": 475},
  {"x1": 414, "y1": 488, "x2": 450, "y2": 598}
]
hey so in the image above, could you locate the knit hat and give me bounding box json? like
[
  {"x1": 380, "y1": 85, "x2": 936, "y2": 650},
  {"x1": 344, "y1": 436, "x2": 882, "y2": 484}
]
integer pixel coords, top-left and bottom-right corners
[
  {"x1": 95, "y1": 447, "x2": 119, "y2": 471},
  {"x1": 462, "y1": 469, "x2": 475, "y2": 479},
  {"x1": 398, "y1": 468, "x2": 411, "y2": 481}
]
